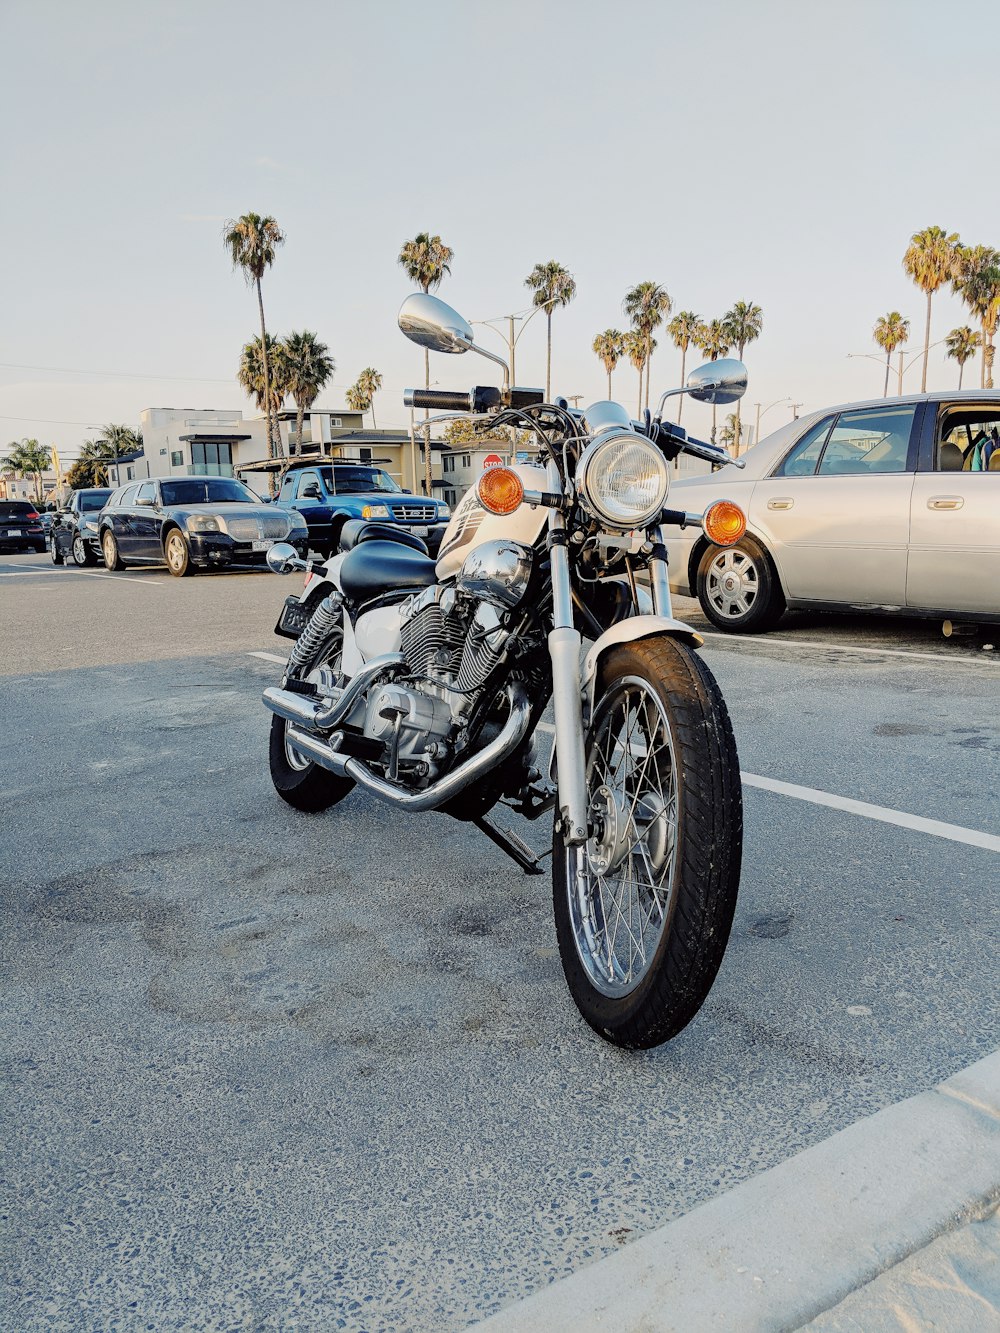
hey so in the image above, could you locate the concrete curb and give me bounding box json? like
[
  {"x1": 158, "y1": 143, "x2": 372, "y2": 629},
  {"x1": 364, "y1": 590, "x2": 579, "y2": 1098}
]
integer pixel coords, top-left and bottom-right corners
[{"x1": 474, "y1": 1051, "x2": 1000, "y2": 1332}]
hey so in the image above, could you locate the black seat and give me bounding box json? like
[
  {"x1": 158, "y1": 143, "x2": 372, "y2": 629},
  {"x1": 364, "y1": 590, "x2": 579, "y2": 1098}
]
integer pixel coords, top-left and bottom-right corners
[
  {"x1": 339, "y1": 540, "x2": 437, "y2": 602},
  {"x1": 339, "y1": 519, "x2": 428, "y2": 555}
]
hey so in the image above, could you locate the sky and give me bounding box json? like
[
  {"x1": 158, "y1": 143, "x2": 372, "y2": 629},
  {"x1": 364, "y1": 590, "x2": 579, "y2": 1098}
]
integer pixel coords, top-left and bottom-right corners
[{"x1": 3, "y1": 0, "x2": 1000, "y2": 464}]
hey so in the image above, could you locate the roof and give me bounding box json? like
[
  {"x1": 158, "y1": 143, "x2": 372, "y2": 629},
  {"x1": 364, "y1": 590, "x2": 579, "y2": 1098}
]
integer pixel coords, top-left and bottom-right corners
[{"x1": 178, "y1": 433, "x2": 251, "y2": 442}]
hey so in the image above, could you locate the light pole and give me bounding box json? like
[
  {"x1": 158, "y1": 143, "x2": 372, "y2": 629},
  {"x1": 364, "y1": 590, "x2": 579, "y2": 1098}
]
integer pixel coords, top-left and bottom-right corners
[
  {"x1": 848, "y1": 339, "x2": 947, "y2": 396},
  {"x1": 471, "y1": 305, "x2": 543, "y2": 386},
  {"x1": 753, "y1": 397, "x2": 791, "y2": 451},
  {"x1": 790, "y1": 403, "x2": 803, "y2": 420}
]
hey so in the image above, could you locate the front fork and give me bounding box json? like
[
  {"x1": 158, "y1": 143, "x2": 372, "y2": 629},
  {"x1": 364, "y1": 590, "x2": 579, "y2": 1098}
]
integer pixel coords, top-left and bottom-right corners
[{"x1": 548, "y1": 500, "x2": 674, "y2": 847}]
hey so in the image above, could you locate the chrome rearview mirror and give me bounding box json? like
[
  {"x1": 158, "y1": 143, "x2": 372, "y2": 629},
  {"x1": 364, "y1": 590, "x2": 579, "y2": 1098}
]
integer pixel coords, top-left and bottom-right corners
[
  {"x1": 266, "y1": 542, "x2": 309, "y2": 576},
  {"x1": 685, "y1": 358, "x2": 748, "y2": 406},
  {"x1": 398, "y1": 293, "x2": 475, "y2": 354}
]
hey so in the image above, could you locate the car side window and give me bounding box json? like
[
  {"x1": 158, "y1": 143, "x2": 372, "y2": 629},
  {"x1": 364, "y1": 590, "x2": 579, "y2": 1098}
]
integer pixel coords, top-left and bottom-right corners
[
  {"x1": 119, "y1": 484, "x2": 140, "y2": 507},
  {"x1": 773, "y1": 417, "x2": 835, "y2": 477},
  {"x1": 296, "y1": 471, "x2": 320, "y2": 498},
  {"x1": 937, "y1": 408, "x2": 1000, "y2": 472},
  {"x1": 136, "y1": 481, "x2": 156, "y2": 503},
  {"x1": 817, "y1": 405, "x2": 915, "y2": 476},
  {"x1": 279, "y1": 474, "x2": 296, "y2": 500}
]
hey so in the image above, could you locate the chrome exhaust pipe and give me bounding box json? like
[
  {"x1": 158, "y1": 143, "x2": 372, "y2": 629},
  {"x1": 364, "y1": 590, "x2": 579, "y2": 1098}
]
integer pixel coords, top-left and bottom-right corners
[
  {"x1": 284, "y1": 684, "x2": 532, "y2": 813},
  {"x1": 262, "y1": 653, "x2": 407, "y2": 733}
]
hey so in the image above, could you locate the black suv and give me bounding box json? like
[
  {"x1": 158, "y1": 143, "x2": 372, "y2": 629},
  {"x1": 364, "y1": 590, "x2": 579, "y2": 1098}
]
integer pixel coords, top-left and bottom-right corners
[
  {"x1": 49, "y1": 488, "x2": 113, "y2": 566},
  {"x1": 0, "y1": 500, "x2": 46, "y2": 554}
]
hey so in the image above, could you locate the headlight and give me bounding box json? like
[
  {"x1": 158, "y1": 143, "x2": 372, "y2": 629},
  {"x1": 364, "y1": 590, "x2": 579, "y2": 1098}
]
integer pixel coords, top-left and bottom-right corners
[
  {"x1": 437, "y1": 504, "x2": 451, "y2": 519},
  {"x1": 361, "y1": 503, "x2": 390, "y2": 519},
  {"x1": 188, "y1": 514, "x2": 221, "y2": 533},
  {"x1": 577, "y1": 431, "x2": 669, "y2": 530},
  {"x1": 287, "y1": 513, "x2": 308, "y2": 533},
  {"x1": 82, "y1": 518, "x2": 98, "y2": 532}
]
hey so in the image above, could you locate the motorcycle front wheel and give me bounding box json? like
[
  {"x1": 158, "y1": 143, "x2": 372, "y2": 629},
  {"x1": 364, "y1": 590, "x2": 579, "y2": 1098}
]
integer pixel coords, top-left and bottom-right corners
[{"x1": 552, "y1": 636, "x2": 742, "y2": 1049}]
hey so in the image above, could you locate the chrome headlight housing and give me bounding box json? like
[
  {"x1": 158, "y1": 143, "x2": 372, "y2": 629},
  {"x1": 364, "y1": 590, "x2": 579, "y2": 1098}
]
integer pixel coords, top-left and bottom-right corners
[
  {"x1": 576, "y1": 431, "x2": 669, "y2": 530},
  {"x1": 361, "y1": 503, "x2": 390, "y2": 520},
  {"x1": 188, "y1": 514, "x2": 222, "y2": 534},
  {"x1": 82, "y1": 518, "x2": 99, "y2": 533}
]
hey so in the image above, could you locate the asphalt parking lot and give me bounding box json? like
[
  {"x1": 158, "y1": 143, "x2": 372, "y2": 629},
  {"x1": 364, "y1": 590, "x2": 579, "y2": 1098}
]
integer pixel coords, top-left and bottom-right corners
[{"x1": 2, "y1": 551, "x2": 998, "y2": 1331}]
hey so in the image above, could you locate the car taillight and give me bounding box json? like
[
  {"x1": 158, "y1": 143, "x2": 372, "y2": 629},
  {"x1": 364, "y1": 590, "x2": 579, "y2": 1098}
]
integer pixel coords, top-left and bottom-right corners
[{"x1": 26, "y1": 511, "x2": 40, "y2": 521}]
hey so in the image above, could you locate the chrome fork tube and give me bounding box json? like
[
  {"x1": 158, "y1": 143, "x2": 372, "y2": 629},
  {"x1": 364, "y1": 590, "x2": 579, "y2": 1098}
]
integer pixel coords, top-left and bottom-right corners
[
  {"x1": 547, "y1": 460, "x2": 589, "y2": 845},
  {"x1": 649, "y1": 522, "x2": 674, "y2": 618}
]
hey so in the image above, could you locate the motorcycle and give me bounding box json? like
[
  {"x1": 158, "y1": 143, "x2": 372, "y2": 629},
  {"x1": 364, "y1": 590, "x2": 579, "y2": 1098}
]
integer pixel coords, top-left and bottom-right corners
[{"x1": 262, "y1": 292, "x2": 750, "y2": 1049}]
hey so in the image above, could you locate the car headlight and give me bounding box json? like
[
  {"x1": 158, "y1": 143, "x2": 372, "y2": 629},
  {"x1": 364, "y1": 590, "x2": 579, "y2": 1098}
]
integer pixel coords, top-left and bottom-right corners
[
  {"x1": 437, "y1": 504, "x2": 451, "y2": 519},
  {"x1": 576, "y1": 431, "x2": 669, "y2": 530},
  {"x1": 188, "y1": 514, "x2": 222, "y2": 533},
  {"x1": 82, "y1": 518, "x2": 98, "y2": 532},
  {"x1": 286, "y1": 513, "x2": 308, "y2": 534},
  {"x1": 361, "y1": 503, "x2": 390, "y2": 519}
]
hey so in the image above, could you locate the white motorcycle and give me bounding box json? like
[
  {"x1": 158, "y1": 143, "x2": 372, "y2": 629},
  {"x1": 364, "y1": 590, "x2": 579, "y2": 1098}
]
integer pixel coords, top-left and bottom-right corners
[{"x1": 262, "y1": 292, "x2": 750, "y2": 1049}]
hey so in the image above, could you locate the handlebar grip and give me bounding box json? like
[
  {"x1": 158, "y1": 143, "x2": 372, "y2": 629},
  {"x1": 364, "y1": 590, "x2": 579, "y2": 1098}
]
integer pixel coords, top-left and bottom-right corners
[{"x1": 404, "y1": 388, "x2": 472, "y2": 411}]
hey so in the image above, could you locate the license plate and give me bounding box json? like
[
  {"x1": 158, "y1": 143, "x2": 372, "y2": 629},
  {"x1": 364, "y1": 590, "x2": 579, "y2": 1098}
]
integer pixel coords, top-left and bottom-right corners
[
  {"x1": 411, "y1": 525, "x2": 429, "y2": 537},
  {"x1": 3, "y1": 530, "x2": 15, "y2": 537},
  {"x1": 252, "y1": 539, "x2": 274, "y2": 552}
]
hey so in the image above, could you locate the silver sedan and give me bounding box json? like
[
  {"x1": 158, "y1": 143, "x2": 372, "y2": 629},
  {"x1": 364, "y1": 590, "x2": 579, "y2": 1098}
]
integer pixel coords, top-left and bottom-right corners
[{"x1": 664, "y1": 391, "x2": 1000, "y2": 632}]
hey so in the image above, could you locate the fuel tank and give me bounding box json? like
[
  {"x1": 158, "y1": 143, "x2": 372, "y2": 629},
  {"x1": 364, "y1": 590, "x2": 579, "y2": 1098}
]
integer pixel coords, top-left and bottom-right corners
[{"x1": 435, "y1": 464, "x2": 549, "y2": 581}]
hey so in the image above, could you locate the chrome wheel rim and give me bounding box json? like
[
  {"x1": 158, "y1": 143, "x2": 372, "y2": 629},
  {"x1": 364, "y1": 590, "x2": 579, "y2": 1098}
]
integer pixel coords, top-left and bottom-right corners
[
  {"x1": 706, "y1": 548, "x2": 759, "y2": 619},
  {"x1": 166, "y1": 534, "x2": 185, "y2": 572},
  {"x1": 49, "y1": 535, "x2": 59, "y2": 561},
  {"x1": 72, "y1": 535, "x2": 86, "y2": 563},
  {"x1": 566, "y1": 676, "x2": 679, "y2": 999},
  {"x1": 102, "y1": 532, "x2": 115, "y2": 565}
]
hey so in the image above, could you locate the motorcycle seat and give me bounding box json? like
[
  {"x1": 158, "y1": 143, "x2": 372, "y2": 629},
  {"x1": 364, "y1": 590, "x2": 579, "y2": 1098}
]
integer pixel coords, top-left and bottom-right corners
[
  {"x1": 339, "y1": 519, "x2": 429, "y2": 555},
  {"x1": 339, "y1": 539, "x2": 437, "y2": 602}
]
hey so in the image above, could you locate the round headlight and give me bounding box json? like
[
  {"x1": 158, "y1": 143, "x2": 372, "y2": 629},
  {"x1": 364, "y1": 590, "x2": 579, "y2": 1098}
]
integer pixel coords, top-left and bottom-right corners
[{"x1": 577, "y1": 431, "x2": 669, "y2": 530}]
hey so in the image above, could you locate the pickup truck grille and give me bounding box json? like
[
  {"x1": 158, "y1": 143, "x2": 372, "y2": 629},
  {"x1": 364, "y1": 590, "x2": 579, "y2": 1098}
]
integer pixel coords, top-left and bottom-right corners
[{"x1": 390, "y1": 503, "x2": 436, "y2": 523}]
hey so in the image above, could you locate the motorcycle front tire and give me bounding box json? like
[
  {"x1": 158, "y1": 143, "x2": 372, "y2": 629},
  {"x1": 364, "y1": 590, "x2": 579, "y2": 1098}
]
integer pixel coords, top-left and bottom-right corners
[{"x1": 552, "y1": 635, "x2": 742, "y2": 1049}]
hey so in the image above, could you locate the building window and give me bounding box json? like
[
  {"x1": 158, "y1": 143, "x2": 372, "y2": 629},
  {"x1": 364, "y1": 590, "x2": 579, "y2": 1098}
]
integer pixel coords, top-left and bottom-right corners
[
  {"x1": 126, "y1": 466, "x2": 134, "y2": 480},
  {"x1": 462, "y1": 453, "x2": 471, "y2": 468},
  {"x1": 191, "y1": 441, "x2": 234, "y2": 476},
  {"x1": 444, "y1": 488, "x2": 458, "y2": 507},
  {"x1": 359, "y1": 447, "x2": 372, "y2": 462},
  {"x1": 170, "y1": 450, "x2": 183, "y2": 467}
]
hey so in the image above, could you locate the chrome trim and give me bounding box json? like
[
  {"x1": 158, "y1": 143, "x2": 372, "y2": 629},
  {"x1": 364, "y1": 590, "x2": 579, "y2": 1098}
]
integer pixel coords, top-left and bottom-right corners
[
  {"x1": 262, "y1": 653, "x2": 408, "y2": 732},
  {"x1": 457, "y1": 539, "x2": 533, "y2": 609},
  {"x1": 649, "y1": 523, "x2": 673, "y2": 617},
  {"x1": 284, "y1": 683, "x2": 531, "y2": 812}
]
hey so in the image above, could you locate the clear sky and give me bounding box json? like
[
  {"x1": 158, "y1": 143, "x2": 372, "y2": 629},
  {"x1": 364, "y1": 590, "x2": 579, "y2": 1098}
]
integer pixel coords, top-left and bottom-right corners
[{"x1": 3, "y1": 0, "x2": 999, "y2": 462}]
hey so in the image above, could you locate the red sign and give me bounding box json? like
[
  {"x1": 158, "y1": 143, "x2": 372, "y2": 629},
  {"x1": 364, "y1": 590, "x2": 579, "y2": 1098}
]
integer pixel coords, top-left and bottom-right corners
[{"x1": 483, "y1": 453, "x2": 504, "y2": 470}]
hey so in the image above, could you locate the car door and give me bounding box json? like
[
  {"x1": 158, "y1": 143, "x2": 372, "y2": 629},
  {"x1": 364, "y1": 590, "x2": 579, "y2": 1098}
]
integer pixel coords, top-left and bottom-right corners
[
  {"x1": 295, "y1": 470, "x2": 333, "y2": 549},
  {"x1": 906, "y1": 403, "x2": 1000, "y2": 615},
  {"x1": 129, "y1": 480, "x2": 161, "y2": 560},
  {"x1": 53, "y1": 496, "x2": 76, "y2": 555},
  {"x1": 751, "y1": 403, "x2": 919, "y2": 605},
  {"x1": 112, "y1": 484, "x2": 142, "y2": 556}
]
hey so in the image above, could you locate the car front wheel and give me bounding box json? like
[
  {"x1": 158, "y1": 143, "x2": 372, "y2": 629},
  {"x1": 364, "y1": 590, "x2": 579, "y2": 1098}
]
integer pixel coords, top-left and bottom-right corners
[
  {"x1": 101, "y1": 528, "x2": 127, "y2": 571},
  {"x1": 696, "y1": 537, "x2": 785, "y2": 633},
  {"x1": 72, "y1": 532, "x2": 97, "y2": 567},
  {"x1": 164, "y1": 529, "x2": 194, "y2": 577}
]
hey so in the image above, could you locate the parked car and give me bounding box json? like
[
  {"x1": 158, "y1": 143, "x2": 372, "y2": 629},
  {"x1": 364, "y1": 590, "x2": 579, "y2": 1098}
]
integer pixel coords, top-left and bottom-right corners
[
  {"x1": 0, "y1": 500, "x2": 46, "y2": 554},
  {"x1": 664, "y1": 392, "x2": 1000, "y2": 631},
  {"x1": 97, "y1": 476, "x2": 310, "y2": 576},
  {"x1": 48, "y1": 488, "x2": 113, "y2": 566},
  {"x1": 275, "y1": 461, "x2": 450, "y2": 557}
]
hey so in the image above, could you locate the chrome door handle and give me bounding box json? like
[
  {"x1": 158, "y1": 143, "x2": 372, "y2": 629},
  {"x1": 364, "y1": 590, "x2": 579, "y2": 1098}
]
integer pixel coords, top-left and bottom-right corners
[
  {"x1": 767, "y1": 498, "x2": 794, "y2": 510},
  {"x1": 927, "y1": 496, "x2": 964, "y2": 510}
]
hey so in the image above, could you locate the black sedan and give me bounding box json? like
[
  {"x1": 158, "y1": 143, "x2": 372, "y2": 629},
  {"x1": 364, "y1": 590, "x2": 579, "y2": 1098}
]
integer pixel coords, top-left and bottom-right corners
[
  {"x1": 97, "y1": 475, "x2": 310, "y2": 576},
  {"x1": 49, "y1": 488, "x2": 113, "y2": 566},
  {"x1": 0, "y1": 500, "x2": 46, "y2": 554}
]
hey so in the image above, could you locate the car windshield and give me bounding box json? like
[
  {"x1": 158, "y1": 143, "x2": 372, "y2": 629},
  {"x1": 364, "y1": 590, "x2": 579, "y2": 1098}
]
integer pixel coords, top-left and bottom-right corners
[
  {"x1": 322, "y1": 466, "x2": 401, "y2": 495},
  {"x1": 80, "y1": 491, "x2": 112, "y2": 512},
  {"x1": 160, "y1": 478, "x2": 258, "y2": 506}
]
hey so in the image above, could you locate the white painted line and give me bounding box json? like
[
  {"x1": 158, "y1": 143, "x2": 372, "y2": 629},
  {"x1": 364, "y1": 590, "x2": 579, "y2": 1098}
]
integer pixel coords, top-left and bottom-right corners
[
  {"x1": 0, "y1": 569, "x2": 57, "y2": 576},
  {"x1": 699, "y1": 629, "x2": 996, "y2": 667},
  {"x1": 247, "y1": 651, "x2": 288, "y2": 665},
  {"x1": 742, "y1": 772, "x2": 1000, "y2": 853},
  {"x1": 64, "y1": 569, "x2": 165, "y2": 586}
]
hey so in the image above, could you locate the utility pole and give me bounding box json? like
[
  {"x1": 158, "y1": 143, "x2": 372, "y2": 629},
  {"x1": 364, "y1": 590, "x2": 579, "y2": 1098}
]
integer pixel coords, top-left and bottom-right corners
[{"x1": 790, "y1": 403, "x2": 803, "y2": 420}]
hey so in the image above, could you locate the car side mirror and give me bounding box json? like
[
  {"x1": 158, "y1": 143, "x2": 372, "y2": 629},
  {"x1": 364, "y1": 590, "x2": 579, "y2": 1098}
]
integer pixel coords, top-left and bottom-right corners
[
  {"x1": 135, "y1": 497, "x2": 154, "y2": 507},
  {"x1": 301, "y1": 484, "x2": 321, "y2": 498}
]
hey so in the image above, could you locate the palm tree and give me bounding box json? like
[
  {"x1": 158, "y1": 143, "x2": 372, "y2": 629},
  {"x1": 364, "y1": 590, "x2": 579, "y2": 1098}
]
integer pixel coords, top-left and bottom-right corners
[
  {"x1": 399, "y1": 232, "x2": 454, "y2": 495},
  {"x1": 953, "y1": 245, "x2": 1000, "y2": 389},
  {"x1": 624, "y1": 330, "x2": 652, "y2": 417},
  {"x1": 592, "y1": 330, "x2": 625, "y2": 400},
  {"x1": 623, "y1": 281, "x2": 672, "y2": 413},
  {"x1": 944, "y1": 326, "x2": 982, "y2": 389},
  {"x1": 281, "y1": 331, "x2": 335, "y2": 456},
  {"x1": 723, "y1": 301, "x2": 763, "y2": 454},
  {"x1": 695, "y1": 320, "x2": 732, "y2": 443},
  {"x1": 666, "y1": 312, "x2": 704, "y2": 423},
  {"x1": 223, "y1": 213, "x2": 286, "y2": 462},
  {"x1": 239, "y1": 336, "x2": 289, "y2": 456},
  {"x1": 66, "y1": 439, "x2": 113, "y2": 489},
  {"x1": 525, "y1": 260, "x2": 577, "y2": 400},
  {"x1": 357, "y1": 367, "x2": 383, "y2": 429},
  {"x1": 902, "y1": 225, "x2": 960, "y2": 391},
  {"x1": 1, "y1": 438, "x2": 50, "y2": 502},
  {"x1": 873, "y1": 311, "x2": 910, "y2": 396},
  {"x1": 345, "y1": 382, "x2": 368, "y2": 415},
  {"x1": 96, "y1": 424, "x2": 143, "y2": 488}
]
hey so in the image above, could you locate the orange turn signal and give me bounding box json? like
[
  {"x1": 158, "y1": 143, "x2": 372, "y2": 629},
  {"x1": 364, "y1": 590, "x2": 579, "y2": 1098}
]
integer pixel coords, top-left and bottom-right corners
[
  {"x1": 703, "y1": 499, "x2": 747, "y2": 547},
  {"x1": 477, "y1": 466, "x2": 524, "y2": 516}
]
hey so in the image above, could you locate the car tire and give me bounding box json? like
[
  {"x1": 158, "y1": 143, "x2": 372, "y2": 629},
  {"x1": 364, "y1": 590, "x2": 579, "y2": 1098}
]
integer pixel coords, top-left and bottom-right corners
[
  {"x1": 101, "y1": 528, "x2": 127, "y2": 571},
  {"x1": 72, "y1": 532, "x2": 97, "y2": 567},
  {"x1": 33, "y1": 542, "x2": 47, "y2": 554},
  {"x1": 164, "y1": 529, "x2": 194, "y2": 577},
  {"x1": 49, "y1": 533, "x2": 64, "y2": 565},
  {"x1": 696, "y1": 536, "x2": 785, "y2": 633}
]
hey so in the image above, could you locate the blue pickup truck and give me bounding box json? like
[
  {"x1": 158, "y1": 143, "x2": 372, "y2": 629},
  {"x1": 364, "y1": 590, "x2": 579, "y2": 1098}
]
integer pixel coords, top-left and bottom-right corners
[{"x1": 275, "y1": 461, "x2": 451, "y2": 557}]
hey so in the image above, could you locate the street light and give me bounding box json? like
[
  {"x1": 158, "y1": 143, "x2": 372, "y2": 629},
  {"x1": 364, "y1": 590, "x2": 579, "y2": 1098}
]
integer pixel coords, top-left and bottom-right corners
[
  {"x1": 753, "y1": 397, "x2": 791, "y2": 449},
  {"x1": 848, "y1": 339, "x2": 947, "y2": 396},
  {"x1": 471, "y1": 305, "x2": 543, "y2": 385}
]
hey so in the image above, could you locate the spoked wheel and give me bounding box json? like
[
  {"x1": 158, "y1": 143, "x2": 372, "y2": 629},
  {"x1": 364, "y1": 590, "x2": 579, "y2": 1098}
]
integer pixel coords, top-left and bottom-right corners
[
  {"x1": 72, "y1": 532, "x2": 97, "y2": 566},
  {"x1": 101, "y1": 528, "x2": 126, "y2": 571},
  {"x1": 268, "y1": 620, "x2": 355, "y2": 813},
  {"x1": 553, "y1": 636, "x2": 742, "y2": 1049},
  {"x1": 697, "y1": 537, "x2": 785, "y2": 633},
  {"x1": 164, "y1": 529, "x2": 194, "y2": 577}
]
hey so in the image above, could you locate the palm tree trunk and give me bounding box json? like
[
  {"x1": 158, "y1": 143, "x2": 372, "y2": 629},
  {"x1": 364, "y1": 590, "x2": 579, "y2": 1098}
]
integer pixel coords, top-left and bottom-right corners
[
  {"x1": 986, "y1": 339, "x2": 995, "y2": 391},
  {"x1": 983, "y1": 322, "x2": 989, "y2": 389},
  {"x1": 546, "y1": 311, "x2": 553, "y2": 401},
  {"x1": 644, "y1": 332, "x2": 652, "y2": 413},
  {"x1": 294, "y1": 402, "x2": 304, "y2": 458},
  {"x1": 370, "y1": 396, "x2": 377, "y2": 430},
  {"x1": 711, "y1": 402, "x2": 717, "y2": 443},
  {"x1": 256, "y1": 278, "x2": 278, "y2": 495},
  {"x1": 607, "y1": 368, "x2": 612, "y2": 400},
  {"x1": 883, "y1": 352, "x2": 891, "y2": 397},
  {"x1": 921, "y1": 290, "x2": 932, "y2": 393},
  {"x1": 636, "y1": 366, "x2": 642, "y2": 418},
  {"x1": 677, "y1": 346, "x2": 687, "y2": 424},
  {"x1": 958, "y1": 360, "x2": 964, "y2": 390}
]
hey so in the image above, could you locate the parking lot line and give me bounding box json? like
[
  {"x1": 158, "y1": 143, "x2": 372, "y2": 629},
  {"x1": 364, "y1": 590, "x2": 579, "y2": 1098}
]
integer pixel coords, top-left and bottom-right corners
[
  {"x1": 699, "y1": 631, "x2": 997, "y2": 668},
  {"x1": 742, "y1": 773, "x2": 1000, "y2": 853},
  {"x1": 247, "y1": 651, "x2": 288, "y2": 664}
]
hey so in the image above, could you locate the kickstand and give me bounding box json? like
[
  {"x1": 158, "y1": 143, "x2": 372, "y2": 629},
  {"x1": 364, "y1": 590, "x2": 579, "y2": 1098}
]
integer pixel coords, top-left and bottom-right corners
[{"x1": 473, "y1": 815, "x2": 547, "y2": 875}]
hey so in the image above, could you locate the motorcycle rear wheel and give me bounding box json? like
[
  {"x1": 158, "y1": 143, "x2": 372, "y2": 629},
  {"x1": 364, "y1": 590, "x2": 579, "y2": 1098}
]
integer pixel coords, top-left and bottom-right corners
[
  {"x1": 269, "y1": 625, "x2": 355, "y2": 813},
  {"x1": 552, "y1": 636, "x2": 742, "y2": 1049}
]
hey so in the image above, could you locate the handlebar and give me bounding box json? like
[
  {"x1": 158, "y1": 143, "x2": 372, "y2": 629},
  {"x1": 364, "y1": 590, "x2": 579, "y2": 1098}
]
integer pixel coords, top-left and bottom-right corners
[
  {"x1": 404, "y1": 385, "x2": 504, "y2": 413},
  {"x1": 652, "y1": 420, "x2": 746, "y2": 470}
]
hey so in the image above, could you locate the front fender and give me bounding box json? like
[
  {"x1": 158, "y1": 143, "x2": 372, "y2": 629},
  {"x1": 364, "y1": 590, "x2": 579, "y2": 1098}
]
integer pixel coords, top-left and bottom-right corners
[{"x1": 582, "y1": 615, "x2": 703, "y2": 707}]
